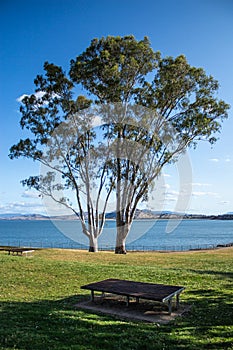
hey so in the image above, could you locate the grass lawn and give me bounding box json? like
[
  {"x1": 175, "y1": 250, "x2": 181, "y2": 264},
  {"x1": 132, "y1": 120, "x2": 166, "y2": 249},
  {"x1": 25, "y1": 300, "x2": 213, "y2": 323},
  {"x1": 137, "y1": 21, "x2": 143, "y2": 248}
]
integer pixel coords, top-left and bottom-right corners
[{"x1": 0, "y1": 247, "x2": 232, "y2": 350}]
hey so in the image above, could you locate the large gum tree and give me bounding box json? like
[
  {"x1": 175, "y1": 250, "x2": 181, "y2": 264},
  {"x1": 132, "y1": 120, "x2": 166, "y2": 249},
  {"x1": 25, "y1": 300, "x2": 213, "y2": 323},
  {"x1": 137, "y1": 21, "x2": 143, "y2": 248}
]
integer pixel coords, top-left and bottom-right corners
[
  {"x1": 10, "y1": 35, "x2": 229, "y2": 253},
  {"x1": 70, "y1": 36, "x2": 229, "y2": 253}
]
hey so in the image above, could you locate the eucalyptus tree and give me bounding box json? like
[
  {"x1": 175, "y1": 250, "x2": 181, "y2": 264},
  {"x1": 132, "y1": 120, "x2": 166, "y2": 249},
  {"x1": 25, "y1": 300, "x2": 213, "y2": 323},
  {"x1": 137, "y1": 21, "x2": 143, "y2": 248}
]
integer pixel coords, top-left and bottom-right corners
[
  {"x1": 70, "y1": 36, "x2": 229, "y2": 254},
  {"x1": 9, "y1": 63, "x2": 113, "y2": 252},
  {"x1": 10, "y1": 36, "x2": 230, "y2": 254}
]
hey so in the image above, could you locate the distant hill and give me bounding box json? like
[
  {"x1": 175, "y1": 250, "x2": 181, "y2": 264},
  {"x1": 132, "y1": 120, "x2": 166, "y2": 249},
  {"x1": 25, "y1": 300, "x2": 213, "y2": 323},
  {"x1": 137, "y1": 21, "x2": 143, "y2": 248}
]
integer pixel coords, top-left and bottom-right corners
[
  {"x1": 0, "y1": 213, "x2": 78, "y2": 221},
  {"x1": 0, "y1": 214, "x2": 49, "y2": 220},
  {"x1": 0, "y1": 213, "x2": 25, "y2": 218},
  {"x1": 1, "y1": 210, "x2": 233, "y2": 220}
]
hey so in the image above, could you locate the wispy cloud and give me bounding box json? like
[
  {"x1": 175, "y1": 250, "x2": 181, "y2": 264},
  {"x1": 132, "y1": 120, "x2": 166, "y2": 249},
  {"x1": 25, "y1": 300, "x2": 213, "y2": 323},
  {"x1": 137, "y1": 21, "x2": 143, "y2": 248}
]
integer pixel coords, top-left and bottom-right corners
[
  {"x1": 163, "y1": 173, "x2": 171, "y2": 177},
  {"x1": 192, "y1": 182, "x2": 211, "y2": 187},
  {"x1": 218, "y1": 200, "x2": 230, "y2": 205},
  {"x1": 17, "y1": 91, "x2": 46, "y2": 103},
  {"x1": 0, "y1": 201, "x2": 44, "y2": 215},
  {"x1": 16, "y1": 94, "x2": 28, "y2": 102},
  {"x1": 208, "y1": 157, "x2": 231, "y2": 164},
  {"x1": 192, "y1": 191, "x2": 218, "y2": 197},
  {"x1": 164, "y1": 197, "x2": 177, "y2": 202},
  {"x1": 164, "y1": 190, "x2": 179, "y2": 202},
  {"x1": 21, "y1": 190, "x2": 40, "y2": 199},
  {"x1": 91, "y1": 115, "x2": 103, "y2": 127},
  {"x1": 209, "y1": 158, "x2": 219, "y2": 162},
  {"x1": 162, "y1": 184, "x2": 170, "y2": 189}
]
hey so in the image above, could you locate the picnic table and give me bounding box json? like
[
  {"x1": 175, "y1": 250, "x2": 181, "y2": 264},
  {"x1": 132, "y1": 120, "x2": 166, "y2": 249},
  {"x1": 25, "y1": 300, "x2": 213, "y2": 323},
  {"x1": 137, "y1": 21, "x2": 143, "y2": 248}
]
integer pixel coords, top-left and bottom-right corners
[
  {"x1": 81, "y1": 278, "x2": 185, "y2": 314},
  {"x1": 1, "y1": 247, "x2": 35, "y2": 256}
]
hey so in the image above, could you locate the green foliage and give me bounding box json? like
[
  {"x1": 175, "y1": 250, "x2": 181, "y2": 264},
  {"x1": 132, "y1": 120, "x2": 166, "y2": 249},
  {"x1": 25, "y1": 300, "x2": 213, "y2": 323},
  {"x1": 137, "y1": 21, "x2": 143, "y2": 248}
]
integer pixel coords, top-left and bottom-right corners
[
  {"x1": 10, "y1": 35, "x2": 230, "y2": 176},
  {"x1": 0, "y1": 248, "x2": 232, "y2": 349},
  {"x1": 70, "y1": 35, "x2": 159, "y2": 103},
  {"x1": 137, "y1": 54, "x2": 229, "y2": 146}
]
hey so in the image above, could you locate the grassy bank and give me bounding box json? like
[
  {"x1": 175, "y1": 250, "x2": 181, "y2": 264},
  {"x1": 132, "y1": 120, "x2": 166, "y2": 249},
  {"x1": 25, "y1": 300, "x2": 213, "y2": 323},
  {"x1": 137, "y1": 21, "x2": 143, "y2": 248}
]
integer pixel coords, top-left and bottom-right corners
[{"x1": 0, "y1": 248, "x2": 232, "y2": 349}]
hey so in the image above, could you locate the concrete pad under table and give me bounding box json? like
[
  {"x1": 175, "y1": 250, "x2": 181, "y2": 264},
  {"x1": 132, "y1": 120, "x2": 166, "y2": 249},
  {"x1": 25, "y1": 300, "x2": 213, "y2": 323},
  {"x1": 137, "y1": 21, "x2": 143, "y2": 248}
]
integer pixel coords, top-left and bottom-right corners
[{"x1": 81, "y1": 278, "x2": 185, "y2": 314}]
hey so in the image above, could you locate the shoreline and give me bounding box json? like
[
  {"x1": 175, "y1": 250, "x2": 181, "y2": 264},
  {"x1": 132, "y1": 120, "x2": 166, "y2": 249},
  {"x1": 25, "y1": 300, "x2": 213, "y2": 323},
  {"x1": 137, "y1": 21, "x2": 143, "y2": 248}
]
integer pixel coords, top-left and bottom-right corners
[
  {"x1": 1, "y1": 242, "x2": 233, "y2": 254},
  {"x1": 1, "y1": 213, "x2": 233, "y2": 221},
  {"x1": 1, "y1": 217, "x2": 233, "y2": 222}
]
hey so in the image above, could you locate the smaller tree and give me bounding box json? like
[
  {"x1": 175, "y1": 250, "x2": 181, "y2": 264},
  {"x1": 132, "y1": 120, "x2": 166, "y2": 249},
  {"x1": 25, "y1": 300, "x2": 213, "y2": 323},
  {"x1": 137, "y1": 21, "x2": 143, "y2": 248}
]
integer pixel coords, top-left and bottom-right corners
[{"x1": 9, "y1": 63, "x2": 114, "y2": 252}]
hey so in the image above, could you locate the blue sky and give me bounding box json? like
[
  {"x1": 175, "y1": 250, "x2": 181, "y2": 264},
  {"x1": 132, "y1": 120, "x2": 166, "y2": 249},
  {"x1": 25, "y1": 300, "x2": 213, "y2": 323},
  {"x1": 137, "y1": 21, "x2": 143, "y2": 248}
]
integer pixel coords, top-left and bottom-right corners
[{"x1": 0, "y1": 0, "x2": 233, "y2": 215}]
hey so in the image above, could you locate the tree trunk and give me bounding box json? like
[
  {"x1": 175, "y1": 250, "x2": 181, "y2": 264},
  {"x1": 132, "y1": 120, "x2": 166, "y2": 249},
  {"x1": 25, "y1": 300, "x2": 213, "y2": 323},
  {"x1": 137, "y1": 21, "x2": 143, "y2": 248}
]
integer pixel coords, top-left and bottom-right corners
[
  {"x1": 88, "y1": 234, "x2": 98, "y2": 252},
  {"x1": 115, "y1": 223, "x2": 129, "y2": 254}
]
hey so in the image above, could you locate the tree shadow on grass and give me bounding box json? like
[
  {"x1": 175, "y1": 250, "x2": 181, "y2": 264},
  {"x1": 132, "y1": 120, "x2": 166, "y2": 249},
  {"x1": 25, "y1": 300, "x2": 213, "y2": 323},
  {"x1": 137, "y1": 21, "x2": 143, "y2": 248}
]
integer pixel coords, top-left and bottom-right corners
[
  {"x1": 0, "y1": 294, "x2": 232, "y2": 350},
  {"x1": 184, "y1": 288, "x2": 233, "y2": 325},
  {"x1": 187, "y1": 269, "x2": 233, "y2": 280},
  {"x1": 170, "y1": 287, "x2": 233, "y2": 349},
  {"x1": 0, "y1": 295, "x2": 168, "y2": 350}
]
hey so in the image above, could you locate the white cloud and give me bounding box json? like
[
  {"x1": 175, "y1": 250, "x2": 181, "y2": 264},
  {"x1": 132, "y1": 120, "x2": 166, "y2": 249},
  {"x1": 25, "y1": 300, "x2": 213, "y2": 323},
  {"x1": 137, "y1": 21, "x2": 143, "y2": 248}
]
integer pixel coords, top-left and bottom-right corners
[
  {"x1": 16, "y1": 94, "x2": 28, "y2": 102},
  {"x1": 164, "y1": 197, "x2": 177, "y2": 202},
  {"x1": 91, "y1": 115, "x2": 103, "y2": 127},
  {"x1": 192, "y1": 183, "x2": 211, "y2": 187},
  {"x1": 21, "y1": 190, "x2": 40, "y2": 199},
  {"x1": 192, "y1": 191, "x2": 206, "y2": 196},
  {"x1": 162, "y1": 184, "x2": 170, "y2": 189},
  {"x1": 9, "y1": 201, "x2": 42, "y2": 209},
  {"x1": 17, "y1": 91, "x2": 46, "y2": 103},
  {"x1": 164, "y1": 190, "x2": 179, "y2": 202},
  {"x1": 207, "y1": 157, "x2": 231, "y2": 164},
  {"x1": 218, "y1": 200, "x2": 230, "y2": 205},
  {"x1": 166, "y1": 190, "x2": 179, "y2": 196},
  {"x1": 209, "y1": 158, "x2": 219, "y2": 162},
  {"x1": 0, "y1": 201, "x2": 44, "y2": 215},
  {"x1": 192, "y1": 191, "x2": 218, "y2": 197}
]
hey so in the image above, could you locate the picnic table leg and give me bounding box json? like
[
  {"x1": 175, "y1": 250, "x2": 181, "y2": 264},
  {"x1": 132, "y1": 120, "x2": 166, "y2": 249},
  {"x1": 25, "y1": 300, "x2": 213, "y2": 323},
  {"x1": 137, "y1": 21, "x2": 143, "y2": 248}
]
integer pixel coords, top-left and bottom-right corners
[
  {"x1": 167, "y1": 299, "x2": 172, "y2": 314},
  {"x1": 126, "y1": 296, "x2": 130, "y2": 307},
  {"x1": 91, "y1": 290, "x2": 94, "y2": 302},
  {"x1": 176, "y1": 293, "x2": 180, "y2": 309}
]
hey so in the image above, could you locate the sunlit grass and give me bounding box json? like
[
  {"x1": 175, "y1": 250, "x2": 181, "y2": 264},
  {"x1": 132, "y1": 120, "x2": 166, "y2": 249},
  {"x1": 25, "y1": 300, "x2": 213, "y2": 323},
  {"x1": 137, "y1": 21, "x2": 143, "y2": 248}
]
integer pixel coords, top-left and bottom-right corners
[{"x1": 0, "y1": 247, "x2": 232, "y2": 349}]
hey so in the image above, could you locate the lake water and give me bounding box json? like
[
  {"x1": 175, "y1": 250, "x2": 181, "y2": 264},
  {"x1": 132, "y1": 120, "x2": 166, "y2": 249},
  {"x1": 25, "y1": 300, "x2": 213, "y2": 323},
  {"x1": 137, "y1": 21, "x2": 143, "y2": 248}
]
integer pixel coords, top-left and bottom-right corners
[{"x1": 0, "y1": 219, "x2": 233, "y2": 251}]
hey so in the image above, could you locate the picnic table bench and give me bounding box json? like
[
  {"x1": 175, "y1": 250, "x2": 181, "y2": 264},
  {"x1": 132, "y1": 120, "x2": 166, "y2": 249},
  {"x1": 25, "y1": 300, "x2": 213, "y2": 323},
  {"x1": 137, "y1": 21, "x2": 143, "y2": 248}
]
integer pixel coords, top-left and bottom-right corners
[
  {"x1": 4, "y1": 248, "x2": 35, "y2": 256},
  {"x1": 81, "y1": 278, "x2": 185, "y2": 314}
]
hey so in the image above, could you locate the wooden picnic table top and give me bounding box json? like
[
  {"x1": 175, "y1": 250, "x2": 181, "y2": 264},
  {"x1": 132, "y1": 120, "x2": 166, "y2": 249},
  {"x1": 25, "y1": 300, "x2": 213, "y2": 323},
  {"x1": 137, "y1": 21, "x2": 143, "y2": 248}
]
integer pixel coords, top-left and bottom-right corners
[{"x1": 81, "y1": 278, "x2": 185, "y2": 302}]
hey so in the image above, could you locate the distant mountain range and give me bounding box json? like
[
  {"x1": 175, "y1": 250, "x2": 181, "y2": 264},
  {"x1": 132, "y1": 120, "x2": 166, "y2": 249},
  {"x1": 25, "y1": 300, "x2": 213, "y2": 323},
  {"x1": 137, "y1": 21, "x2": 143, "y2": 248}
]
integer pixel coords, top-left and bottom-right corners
[
  {"x1": 0, "y1": 213, "x2": 77, "y2": 220},
  {"x1": 0, "y1": 210, "x2": 233, "y2": 220}
]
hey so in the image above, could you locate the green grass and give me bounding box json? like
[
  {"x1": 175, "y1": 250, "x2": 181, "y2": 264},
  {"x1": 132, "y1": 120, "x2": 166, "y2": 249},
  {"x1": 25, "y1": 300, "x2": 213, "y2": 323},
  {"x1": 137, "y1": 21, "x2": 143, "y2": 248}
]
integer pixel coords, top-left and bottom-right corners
[{"x1": 0, "y1": 248, "x2": 232, "y2": 349}]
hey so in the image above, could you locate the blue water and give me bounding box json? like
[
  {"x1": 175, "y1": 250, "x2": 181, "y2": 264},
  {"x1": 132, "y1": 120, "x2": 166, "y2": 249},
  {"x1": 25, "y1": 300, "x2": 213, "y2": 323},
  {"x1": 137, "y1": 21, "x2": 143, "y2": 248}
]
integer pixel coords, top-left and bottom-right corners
[{"x1": 0, "y1": 219, "x2": 232, "y2": 251}]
